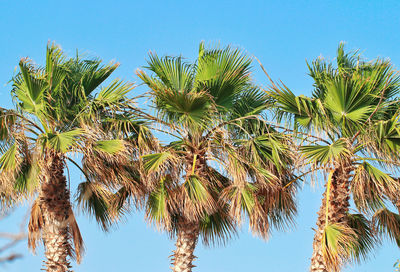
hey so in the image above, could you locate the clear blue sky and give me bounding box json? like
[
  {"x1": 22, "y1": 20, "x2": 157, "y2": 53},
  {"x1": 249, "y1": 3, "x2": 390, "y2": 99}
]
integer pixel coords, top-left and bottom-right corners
[{"x1": 1, "y1": 0, "x2": 400, "y2": 271}]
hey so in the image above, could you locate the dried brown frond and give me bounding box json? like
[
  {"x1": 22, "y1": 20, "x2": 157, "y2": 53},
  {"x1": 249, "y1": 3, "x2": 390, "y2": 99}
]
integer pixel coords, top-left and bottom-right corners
[
  {"x1": 372, "y1": 208, "x2": 400, "y2": 245},
  {"x1": 219, "y1": 185, "x2": 245, "y2": 225},
  {"x1": 27, "y1": 199, "x2": 43, "y2": 254},
  {"x1": 80, "y1": 126, "x2": 135, "y2": 189},
  {"x1": 249, "y1": 199, "x2": 270, "y2": 240},
  {"x1": 136, "y1": 122, "x2": 162, "y2": 153},
  {"x1": 67, "y1": 208, "x2": 84, "y2": 264},
  {"x1": 351, "y1": 164, "x2": 386, "y2": 213}
]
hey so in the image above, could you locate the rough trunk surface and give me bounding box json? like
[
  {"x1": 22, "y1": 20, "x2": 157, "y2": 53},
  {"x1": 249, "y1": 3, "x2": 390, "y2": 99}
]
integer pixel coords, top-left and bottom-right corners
[
  {"x1": 39, "y1": 152, "x2": 72, "y2": 272},
  {"x1": 171, "y1": 219, "x2": 200, "y2": 272},
  {"x1": 310, "y1": 165, "x2": 351, "y2": 272}
]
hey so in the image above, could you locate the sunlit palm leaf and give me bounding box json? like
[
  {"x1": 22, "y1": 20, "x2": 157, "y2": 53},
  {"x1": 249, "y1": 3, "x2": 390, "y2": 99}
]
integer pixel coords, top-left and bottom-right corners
[
  {"x1": 321, "y1": 223, "x2": 358, "y2": 272},
  {"x1": 141, "y1": 151, "x2": 174, "y2": 173},
  {"x1": 41, "y1": 129, "x2": 83, "y2": 153},
  {"x1": 147, "y1": 177, "x2": 170, "y2": 227},
  {"x1": 94, "y1": 79, "x2": 133, "y2": 107},
  {"x1": 184, "y1": 175, "x2": 209, "y2": 202},
  {"x1": 94, "y1": 139, "x2": 125, "y2": 154},
  {"x1": 13, "y1": 60, "x2": 47, "y2": 114},
  {"x1": 0, "y1": 143, "x2": 20, "y2": 172},
  {"x1": 300, "y1": 139, "x2": 349, "y2": 165}
]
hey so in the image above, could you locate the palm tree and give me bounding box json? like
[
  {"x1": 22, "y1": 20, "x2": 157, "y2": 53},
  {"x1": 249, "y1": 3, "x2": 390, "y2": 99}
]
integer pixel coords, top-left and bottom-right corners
[
  {"x1": 268, "y1": 43, "x2": 400, "y2": 271},
  {"x1": 0, "y1": 44, "x2": 133, "y2": 272},
  {"x1": 100, "y1": 42, "x2": 298, "y2": 272}
]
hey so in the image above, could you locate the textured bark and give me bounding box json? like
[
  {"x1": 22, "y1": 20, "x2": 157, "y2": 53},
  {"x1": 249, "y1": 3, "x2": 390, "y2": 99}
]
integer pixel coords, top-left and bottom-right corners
[
  {"x1": 39, "y1": 152, "x2": 72, "y2": 272},
  {"x1": 310, "y1": 165, "x2": 351, "y2": 272},
  {"x1": 171, "y1": 219, "x2": 200, "y2": 272}
]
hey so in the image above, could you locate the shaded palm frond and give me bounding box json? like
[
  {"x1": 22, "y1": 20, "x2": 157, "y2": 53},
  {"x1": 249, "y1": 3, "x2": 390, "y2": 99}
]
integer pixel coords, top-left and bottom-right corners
[
  {"x1": 347, "y1": 213, "x2": 377, "y2": 263},
  {"x1": 199, "y1": 209, "x2": 237, "y2": 247},
  {"x1": 76, "y1": 181, "x2": 113, "y2": 231},
  {"x1": 372, "y1": 208, "x2": 400, "y2": 247}
]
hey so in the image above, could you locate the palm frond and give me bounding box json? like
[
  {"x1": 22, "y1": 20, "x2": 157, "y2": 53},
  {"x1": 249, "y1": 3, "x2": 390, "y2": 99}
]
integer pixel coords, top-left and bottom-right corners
[
  {"x1": 199, "y1": 211, "x2": 237, "y2": 247},
  {"x1": 40, "y1": 129, "x2": 83, "y2": 153},
  {"x1": 352, "y1": 162, "x2": 395, "y2": 212},
  {"x1": 67, "y1": 207, "x2": 84, "y2": 263},
  {"x1": 146, "y1": 176, "x2": 171, "y2": 229},
  {"x1": 141, "y1": 151, "x2": 175, "y2": 173},
  {"x1": 94, "y1": 139, "x2": 125, "y2": 154},
  {"x1": 12, "y1": 59, "x2": 47, "y2": 115},
  {"x1": 76, "y1": 181, "x2": 113, "y2": 231},
  {"x1": 28, "y1": 199, "x2": 43, "y2": 254},
  {"x1": 372, "y1": 208, "x2": 400, "y2": 247},
  {"x1": 347, "y1": 213, "x2": 377, "y2": 262},
  {"x1": 93, "y1": 79, "x2": 133, "y2": 108},
  {"x1": 321, "y1": 223, "x2": 359, "y2": 272},
  {"x1": 300, "y1": 139, "x2": 350, "y2": 165},
  {"x1": 195, "y1": 44, "x2": 252, "y2": 109}
]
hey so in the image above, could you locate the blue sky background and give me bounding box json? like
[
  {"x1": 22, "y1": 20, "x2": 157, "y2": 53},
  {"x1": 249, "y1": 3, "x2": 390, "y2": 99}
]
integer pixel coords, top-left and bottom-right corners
[{"x1": 1, "y1": 0, "x2": 400, "y2": 271}]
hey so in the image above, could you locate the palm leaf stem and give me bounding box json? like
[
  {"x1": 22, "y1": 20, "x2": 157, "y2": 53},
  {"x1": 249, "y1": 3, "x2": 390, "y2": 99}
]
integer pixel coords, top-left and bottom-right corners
[
  {"x1": 354, "y1": 156, "x2": 400, "y2": 167},
  {"x1": 191, "y1": 154, "x2": 197, "y2": 176},
  {"x1": 283, "y1": 167, "x2": 325, "y2": 189},
  {"x1": 66, "y1": 157, "x2": 91, "y2": 182},
  {"x1": 0, "y1": 110, "x2": 44, "y2": 134}
]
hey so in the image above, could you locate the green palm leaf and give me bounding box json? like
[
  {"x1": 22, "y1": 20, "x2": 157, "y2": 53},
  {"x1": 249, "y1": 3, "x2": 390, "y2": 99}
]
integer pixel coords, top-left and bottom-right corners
[
  {"x1": 94, "y1": 139, "x2": 125, "y2": 154},
  {"x1": 195, "y1": 44, "x2": 252, "y2": 109},
  {"x1": 184, "y1": 175, "x2": 209, "y2": 202},
  {"x1": 147, "y1": 177, "x2": 169, "y2": 225},
  {"x1": 42, "y1": 129, "x2": 83, "y2": 153},
  {"x1": 14, "y1": 162, "x2": 39, "y2": 193},
  {"x1": 94, "y1": 79, "x2": 133, "y2": 107},
  {"x1": 80, "y1": 62, "x2": 119, "y2": 97},
  {"x1": 13, "y1": 61, "x2": 47, "y2": 114},
  {"x1": 300, "y1": 139, "x2": 349, "y2": 165},
  {"x1": 141, "y1": 151, "x2": 173, "y2": 173},
  {"x1": 321, "y1": 223, "x2": 358, "y2": 271},
  {"x1": 0, "y1": 143, "x2": 19, "y2": 172}
]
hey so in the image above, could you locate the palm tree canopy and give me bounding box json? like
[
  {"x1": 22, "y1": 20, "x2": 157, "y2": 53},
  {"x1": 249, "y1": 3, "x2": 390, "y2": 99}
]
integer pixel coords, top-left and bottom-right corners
[
  {"x1": 137, "y1": 42, "x2": 267, "y2": 133},
  {"x1": 268, "y1": 43, "x2": 400, "y2": 269},
  {"x1": 0, "y1": 44, "x2": 136, "y2": 262},
  {"x1": 272, "y1": 43, "x2": 400, "y2": 139}
]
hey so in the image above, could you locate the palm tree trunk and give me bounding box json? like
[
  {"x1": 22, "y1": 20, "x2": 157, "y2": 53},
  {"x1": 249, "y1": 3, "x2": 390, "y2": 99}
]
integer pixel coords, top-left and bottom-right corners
[
  {"x1": 39, "y1": 152, "x2": 72, "y2": 272},
  {"x1": 171, "y1": 218, "x2": 200, "y2": 272},
  {"x1": 310, "y1": 165, "x2": 351, "y2": 272}
]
